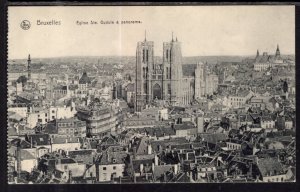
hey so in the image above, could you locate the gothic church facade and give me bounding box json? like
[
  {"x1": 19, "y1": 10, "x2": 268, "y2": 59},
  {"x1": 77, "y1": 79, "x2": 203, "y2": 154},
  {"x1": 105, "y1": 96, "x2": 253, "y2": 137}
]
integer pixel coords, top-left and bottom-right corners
[{"x1": 135, "y1": 35, "x2": 218, "y2": 112}]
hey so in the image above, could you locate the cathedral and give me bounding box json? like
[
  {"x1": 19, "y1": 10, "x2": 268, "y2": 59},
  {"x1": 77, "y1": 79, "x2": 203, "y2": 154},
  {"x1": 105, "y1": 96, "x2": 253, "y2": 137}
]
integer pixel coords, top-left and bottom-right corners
[{"x1": 135, "y1": 34, "x2": 219, "y2": 112}]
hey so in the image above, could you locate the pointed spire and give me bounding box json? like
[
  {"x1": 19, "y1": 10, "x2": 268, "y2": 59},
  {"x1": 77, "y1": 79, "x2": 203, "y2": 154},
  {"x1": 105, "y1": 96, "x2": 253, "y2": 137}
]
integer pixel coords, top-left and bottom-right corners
[
  {"x1": 144, "y1": 30, "x2": 147, "y2": 42},
  {"x1": 28, "y1": 54, "x2": 31, "y2": 61},
  {"x1": 172, "y1": 31, "x2": 174, "y2": 42},
  {"x1": 256, "y1": 49, "x2": 259, "y2": 57},
  {"x1": 276, "y1": 44, "x2": 280, "y2": 56}
]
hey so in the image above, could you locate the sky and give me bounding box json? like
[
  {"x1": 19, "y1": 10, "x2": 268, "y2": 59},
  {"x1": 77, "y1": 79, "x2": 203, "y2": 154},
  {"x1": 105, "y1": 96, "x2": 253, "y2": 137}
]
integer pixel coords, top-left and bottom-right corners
[{"x1": 8, "y1": 6, "x2": 295, "y2": 59}]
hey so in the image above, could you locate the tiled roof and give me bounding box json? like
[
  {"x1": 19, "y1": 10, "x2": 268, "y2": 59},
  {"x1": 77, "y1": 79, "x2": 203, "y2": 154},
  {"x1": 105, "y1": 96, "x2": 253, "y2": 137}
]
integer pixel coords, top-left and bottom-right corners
[
  {"x1": 27, "y1": 134, "x2": 51, "y2": 146},
  {"x1": 52, "y1": 137, "x2": 79, "y2": 144},
  {"x1": 60, "y1": 158, "x2": 77, "y2": 164},
  {"x1": 199, "y1": 133, "x2": 228, "y2": 144},
  {"x1": 173, "y1": 122, "x2": 196, "y2": 130},
  {"x1": 142, "y1": 127, "x2": 176, "y2": 137},
  {"x1": 257, "y1": 157, "x2": 284, "y2": 177},
  {"x1": 21, "y1": 149, "x2": 36, "y2": 160},
  {"x1": 43, "y1": 122, "x2": 58, "y2": 134},
  {"x1": 99, "y1": 151, "x2": 127, "y2": 165},
  {"x1": 153, "y1": 165, "x2": 174, "y2": 180}
]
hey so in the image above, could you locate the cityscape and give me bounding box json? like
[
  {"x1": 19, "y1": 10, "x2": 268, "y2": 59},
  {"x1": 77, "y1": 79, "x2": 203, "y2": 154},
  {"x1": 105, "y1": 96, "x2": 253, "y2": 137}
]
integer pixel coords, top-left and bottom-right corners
[{"x1": 7, "y1": 6, "x2": 295, "y2": 184}]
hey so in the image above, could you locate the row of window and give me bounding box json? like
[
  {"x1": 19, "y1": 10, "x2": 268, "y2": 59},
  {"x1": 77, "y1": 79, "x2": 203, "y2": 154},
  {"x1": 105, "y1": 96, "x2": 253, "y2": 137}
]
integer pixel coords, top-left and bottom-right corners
[
  {"x1": 38, "y1": 113, "x2": 47, "y2": 117},
  {"x1": 267, "y1": 177, "x2": 284, "y2": 182},
  {"x1": 59, "y1": 128, "x2": 84, "y2": 134},
  {"x1": 102, "y1": 166, "x2": 117, "y2": 171},
  {"x1": 58, "y1": 122, "x2": 85, "y2": 127},
  {"x1": 227, "y1": 143, "x2": 241, "y2": 150},
  {"x1": 230, "y1": 98, "x2": 243, "y2": 101},
  {"x1": 37, "y1": 118, "x2": 47, "y2": 123}
]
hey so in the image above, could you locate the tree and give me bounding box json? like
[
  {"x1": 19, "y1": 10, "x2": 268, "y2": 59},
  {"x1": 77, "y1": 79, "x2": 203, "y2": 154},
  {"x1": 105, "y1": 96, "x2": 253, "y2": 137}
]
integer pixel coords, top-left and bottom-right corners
[{"x1": 16, "y1": 75, "x2": 27, "y2": 86}]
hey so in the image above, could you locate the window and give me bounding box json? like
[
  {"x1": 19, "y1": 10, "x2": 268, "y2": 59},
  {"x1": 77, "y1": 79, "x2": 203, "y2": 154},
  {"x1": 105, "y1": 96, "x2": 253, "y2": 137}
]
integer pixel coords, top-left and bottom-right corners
[
  {"x1": 146, "y1": 50, "x2": 149, "y2": 62},
  {"x1": 64, "y1": 165, "x2": 68, "y2": 170},
  {"x1": 166, "y1": 50, "x2": 169, "y2": 60},
  {"x1": 168, "y1": 84, "x2": 171, "y2": 94},
  {"x1": 103, "y1": 167, "x2": 107, "y2": 171},
  {"x1": 113, "y1": 166, "x2": 116, "y2": 170}
]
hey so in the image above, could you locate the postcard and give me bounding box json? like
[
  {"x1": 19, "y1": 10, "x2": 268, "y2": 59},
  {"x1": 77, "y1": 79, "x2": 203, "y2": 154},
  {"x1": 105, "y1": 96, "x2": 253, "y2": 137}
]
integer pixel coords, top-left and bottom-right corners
[{"x1": 7, "y1": 5, "x2": 295, "y2": 184}]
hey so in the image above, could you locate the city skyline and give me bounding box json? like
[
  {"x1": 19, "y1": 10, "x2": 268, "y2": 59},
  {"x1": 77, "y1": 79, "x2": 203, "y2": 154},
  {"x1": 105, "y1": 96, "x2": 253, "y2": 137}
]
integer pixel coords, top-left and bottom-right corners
[
  {"x1": 8, "y1": 6, "x2": 295, "y2": 59},
  {"x1": 7, "y1": 5, "x2": 296, "y2": 184}
]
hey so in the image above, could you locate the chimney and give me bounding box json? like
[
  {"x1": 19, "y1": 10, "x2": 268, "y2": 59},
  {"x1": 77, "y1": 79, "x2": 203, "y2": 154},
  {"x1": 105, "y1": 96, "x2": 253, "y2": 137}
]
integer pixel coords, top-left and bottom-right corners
[
  {"x1": 152, "y1": 162, "x2": 155, "y2": 173},
  {"x1": 154, "y1": 155, "x2": 158, "y2": 166},
  {"x1": 147, "y1": 143, "x2": 152, "y2": 155},
  {"x1": 186, "y1": 152, "x2": 189, "y2": 160},
  {"x1": 140, "y1": 164, "x2": 144, "y2": 174},
  {"x1": 189, "y1": 172, "x2": 193, "y2": 182},
  {"x1": 173, "y1": 164, "x2": 178, "y2": 174}
]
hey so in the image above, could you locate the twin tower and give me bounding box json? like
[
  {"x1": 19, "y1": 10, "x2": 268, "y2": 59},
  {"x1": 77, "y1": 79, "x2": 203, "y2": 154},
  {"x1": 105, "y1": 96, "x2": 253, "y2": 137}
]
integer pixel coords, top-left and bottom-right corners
[{"x1": 135, "y1": 34, "x2": 184, "y2": 112}]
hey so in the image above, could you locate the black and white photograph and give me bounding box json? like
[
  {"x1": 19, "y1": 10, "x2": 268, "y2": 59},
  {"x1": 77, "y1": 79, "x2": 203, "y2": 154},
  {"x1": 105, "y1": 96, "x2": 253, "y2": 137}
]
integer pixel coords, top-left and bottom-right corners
[{"x1": 7, "y1": 5, "x2": 296, "y2": 184}]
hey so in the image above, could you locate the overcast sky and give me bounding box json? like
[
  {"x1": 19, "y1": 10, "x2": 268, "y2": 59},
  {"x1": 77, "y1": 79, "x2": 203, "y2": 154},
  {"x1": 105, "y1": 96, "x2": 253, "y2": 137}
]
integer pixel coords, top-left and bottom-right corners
[{"x1": 8, "y1": 6, "x2": 295, "y2": 59}]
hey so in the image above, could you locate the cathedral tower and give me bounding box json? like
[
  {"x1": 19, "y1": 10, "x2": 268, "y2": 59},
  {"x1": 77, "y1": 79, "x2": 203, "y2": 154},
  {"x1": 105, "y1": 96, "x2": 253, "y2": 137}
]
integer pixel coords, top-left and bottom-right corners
[
  {"x1": 135, "y1": 35, "x2": 154, "y2": 112},
  {"x1": 162, "y1": 34, "x2": 183, "y2": 105}
]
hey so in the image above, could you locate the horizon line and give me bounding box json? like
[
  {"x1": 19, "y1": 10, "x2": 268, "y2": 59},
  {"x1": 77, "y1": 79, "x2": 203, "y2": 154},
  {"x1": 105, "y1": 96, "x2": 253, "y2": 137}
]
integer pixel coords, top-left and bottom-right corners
[{"x1": 8, "y1": 53, "x2": 295, "y2": 61}]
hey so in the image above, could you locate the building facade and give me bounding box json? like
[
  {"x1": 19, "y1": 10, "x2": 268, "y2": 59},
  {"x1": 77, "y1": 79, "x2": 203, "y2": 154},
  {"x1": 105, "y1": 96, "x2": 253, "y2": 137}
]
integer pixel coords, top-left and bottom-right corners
[
  {"x1": 76, "y1": 101, "x2": 116, "y2": 138},
  {"x1": 135, "y1": 35, "x2": 219, "y2": 112},
  {"x1": 56, "y1": 117, "x2": 87, "y2": 138}
]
